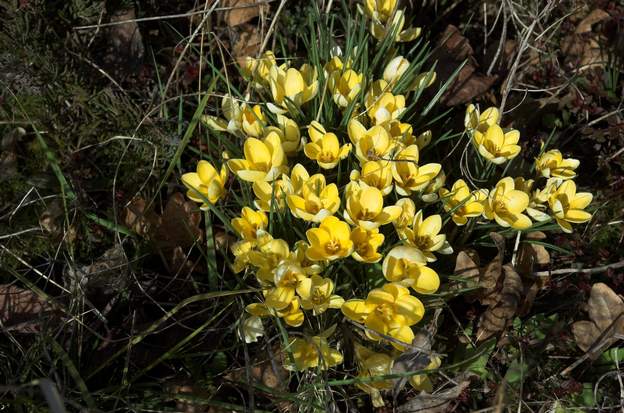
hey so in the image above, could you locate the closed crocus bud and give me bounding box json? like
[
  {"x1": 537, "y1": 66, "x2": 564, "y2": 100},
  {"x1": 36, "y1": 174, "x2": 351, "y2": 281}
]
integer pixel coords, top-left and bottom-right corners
[{"x1": 383, "y1": 56, "x2": 410, "y2": 85}]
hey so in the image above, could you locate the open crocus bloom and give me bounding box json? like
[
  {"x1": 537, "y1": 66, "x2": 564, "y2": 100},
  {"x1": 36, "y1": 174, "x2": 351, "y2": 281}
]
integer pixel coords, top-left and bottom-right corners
[
  {"x1": 365, "y1": 80, "x2": 406, "y2": 124},
  {"x1": 465, "y1": 104, "x2": 500, "y2": 140},
  {"x1": 304, "y1": 121, "x2": 351, "y2": 169},
  {"x1": 350, "y1": 226, "x2": 385, "y2": 263},
  {"x1": 231, "y1": 207, "x2": 268, "y2": 242},
  {"x1": 370, "y1": 9, "x2": 421, "y2": 43},
  {"x1": 402, "y1": 211, "x2": 452, "y2": 262},
  {"x1": 329, "y1": 68, "x2": 364, "y2": 108},
  {"x1": 344, "y1": 183, "x2": 402, "y2": 230},
  {"x1": 476, "y1": 124, "x2": 521, "y2": 165},
  {"x1": 354, "y1": 343, "x2": 394, "y2": 407},
  {"x1": 382, "y1": 246, "x2": 440, "y2": 294},
  {"x1": 439, "y1": 179, "x2": 487, "y2": 225},
  {"x1": 341, "y1": 283, "x2": 424, "y2": 350},
  {"x1": 364, "y1": 0, "x2": 397, "y2": 23},
  {"x1": 287, "y1": 173, "x2": 340, "y2": 222},
  {"x1": 298, "y1": 274, "x2": 344, "y2": 315},
  {"x1": 306, "y1": 216, "x2": 354, "y2": 261},
  {"x1": 483, "y1": 177, "x2": 533, "y2": 230},
  {"x1": 348, "y1": 118, "x2": 395, "y2": 163},
  {"x1": 286, "y1": 333, "x2": 343, "y2": 371},
  {"x1": 351, "y1": 160, "x2": 394, "y2": 195},
  {"x1": 548, "y1": 180, "x2": 592, "y2": 233},
  {"x1": 227, "y1": 134, "x2": 288, "y2": 182},
  {"x1": 391, "y1": 145, "x2": 442, "y2": 196},
  {"x1": 535, "y1": 149, "x2": 579, "y2": 180}
]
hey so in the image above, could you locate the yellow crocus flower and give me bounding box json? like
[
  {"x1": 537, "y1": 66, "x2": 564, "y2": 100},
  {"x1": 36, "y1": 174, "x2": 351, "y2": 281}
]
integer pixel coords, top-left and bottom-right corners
[
  {"x1": 227, "y1": 134, "x2": 288, "y2": 182},
  {"x1": 247, "y1": 237, "x2": 291, "y2": 283},
  {"x1": 370, "y1": 9, "x2": 421, "y2": 43},
  {"x1": 475, "y1": 124, "x2": 521, "y2": 164},
  {"x1": 393, "y1": 198, "x2": 416, "y2": 235},
  {"x1": 391, "y1": 145, "x2": 442, "y2": 196},
  {"x1": 201, "y1": 94, "x2": 242, "y2": 134},
  {"x1": 242, "y1": 50, "x2": 277, "y2": 89},
  {"x1": 535, "y1": 149, "x2": 579, "y2": 180},
  {"x1": 409, "y1": 355, "x2": 441, "y2": 392},
  {"x1": 386, "y1": 119, "x2": 414, "y2": 146},
  {"x1": 298, "y1": 274, "x2": 344, "y2": 315},
  {"x1": 383, "y1": 55, "x2": 410, "y2": 85},
  {"x1": 439, "y1": 179, "x2": 487, "y2": 225},
  {"x1": 304, "y1": 121, "x2": 351, "y2": 169},
  {"x1": 329, "y1": 68, "x2": 365, "y2": 108},
  {"x1": 264, "y1": 260, "x2": 309, "y2": 310},
  {"x1": 483, "y1": 177, "x2": 533, "y2": 230},
  {"x1": 465, "y1": 104, "x2": 500, "y2": 143},
  {"x1": 365, "y1": 80, "x2": 406, "y2": 124},
  {"x1": 341, "y1": 283, "x2": 424, "y2": 350},
  {"x1": 344, "y1": 183, "x2": 402, "y2": 230},
  {"x1": 287, "y1": 173, "x2": 340, "y2": 222},
  {"x1": 548, "y1": 180, "x2": 593, "y2": 233},
  {"x1": 382, "y1": 246, "x2": 440, "y2": 294},
  {"x1": 363, "y1": 0, "x2": 397, "y2": 23},
  {"x1": 348, "y1": 118, "x2": 395, "y2": 163},
  {"x1": 246, "y1": 298, "x2": 304, "y2": 328},
  {"x1": 401, "y1": 211, "x2": 453, "y2": 262},
  {"x1": 305, "y1": 216, "x2": 354, "y2": 261},
  {"x1": 252, "y1": 178, "x2": 293, "y2": 211},
  {"x1": 285, "y1": 332, "x2": 343, "y2": 371},
  {"x1": 421, "y1": 169, "x2": 446, "y2": 203},
  {"x1": 252, "y1": 164, "x2": 309, "y2": 212},
  {"x1": 231, "y1": 207, "x2": 268, "y2": 242},
  {"x1": 240, "y1": 104, "x2": 266, "y2": 138},
  {"x1": 350, "y1": 160, "x2": 394, "y2": 196},
  {"x1": 267, "y1": 64, "x2": 318, "y2": 114},
  {"x1": 351, "y1": 226, "x2": 385, "y2": 263},
  {"x1": 181, "y1": 160, "x2": 228, "y2": 208},
  {"x1": 354, "y1": 343, "x2": 394, "y2": 407},
  {"x1": 514, "y1": 177, "x2": 552, "y2": 222},
  {"x1": 263, "y1": 114, "x2": 302, "y2": 155}
]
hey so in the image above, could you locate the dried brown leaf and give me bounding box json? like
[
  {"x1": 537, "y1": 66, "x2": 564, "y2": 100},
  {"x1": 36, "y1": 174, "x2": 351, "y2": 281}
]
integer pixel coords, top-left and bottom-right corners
[
  {"x1": 575, "y1": 9, "x2": 610, "y2": 34},
  {"x1": 454, "y1": 250, "x2": 481, "y2": 284},
  {"x1": 479, "y1": 233, "x2": 505, "y2": 304},
  {"x1": 0, "y1": 285, "x2": 51, "y2": 333},
  {"x1": 397, "y1": 376, "x2": 471, "y2": 413},
  {"x1": 477, "y1": 265, "x2": 523, "y2": 341},
  {"x1": 572, "y1": 283, "x2": 624, "y2": 353},
  {"x1": 123, "y1": 197, "x2": 159, "y2": 237},
  {"x1": 516, "y1": 231, "x2": 550, "y2": 276},
  {"x1": 233, "y1": 24, "x2": 262, "y2": 67},
  {"x1": 223, "y1": 0, "x2": 266, "y2": 27},
  {"x1": 430, "y1": 25, "x2": 497, "y2": 106},
  {"x1": 154, "y1": 193, "x2": 203, "y2": 251}
]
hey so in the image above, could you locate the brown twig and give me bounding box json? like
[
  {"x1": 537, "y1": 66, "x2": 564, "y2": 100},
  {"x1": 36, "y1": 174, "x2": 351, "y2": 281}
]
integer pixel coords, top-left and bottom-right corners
[{"x1": 533, "y1": 260, "x2": 624, "y2": 277}]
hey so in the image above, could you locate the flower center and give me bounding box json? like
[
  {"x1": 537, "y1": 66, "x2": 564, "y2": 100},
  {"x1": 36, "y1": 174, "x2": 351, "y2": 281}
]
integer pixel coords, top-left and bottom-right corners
[
  {"x1": 359, "y1": 208, "x2": 377, "y2": 221},
  {"x1": 318, "y1": 151, "x2": 335, "y2": 163},
  {"x1": 413, "y1": 235, "x2": 432, "y2": 250},
  {"x1": 325, "y1": 239, "x2": 341, "y2": 255},
  {"x1": 311, "y1": 288, "x2": 326, "y2": 305},
  {"x1": 375, "y1": 304, "x2": 394, "y2": 323}
]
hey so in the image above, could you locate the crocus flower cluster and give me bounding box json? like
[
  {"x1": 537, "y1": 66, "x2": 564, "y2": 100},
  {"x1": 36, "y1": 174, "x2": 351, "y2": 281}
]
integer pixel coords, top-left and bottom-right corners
[{"x1": 179, "y1": 2, "x2": 593, "y2": 406}]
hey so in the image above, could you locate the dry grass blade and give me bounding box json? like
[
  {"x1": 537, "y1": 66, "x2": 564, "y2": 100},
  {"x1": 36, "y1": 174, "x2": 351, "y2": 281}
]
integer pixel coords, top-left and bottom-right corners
[{"x1": 397, "y1": 375, "x2": 471, "y2": 413}]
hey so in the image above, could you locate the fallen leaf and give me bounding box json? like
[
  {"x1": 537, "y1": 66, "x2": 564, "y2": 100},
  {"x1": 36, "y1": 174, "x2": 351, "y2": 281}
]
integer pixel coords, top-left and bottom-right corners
[
  {"x1": 154, "y1": 193, "x2": 203, "y2": 251},
  {"x1": 123, "y1": 197, "x2": 159, "y2": 237},
  {"x1": 476, "y1": 265, "x2": 523, "y2": 341},
  {"x1": 223, "y1": 0, "x2": 267, "y2": 27},
  {"x1": 572, "y1": 283, "x2": 624, "y2": 354},
  {"x1": 397, "y1": 376, "x2": 471, "y2": 413},
  {"x1": 232, "y1": 24, "x2": 262, "y2": 67},
  {"x1": 0, "y1": 285, "x2": 51, "y2": 333},
  {"x1": 429, "y1": 25, "x2": 497, "y2": 106},
  {"x1": 392, "y1": 331, "x2": 433, "y2": 396},
  {"x1": 478, "y1": 233, "x2": 506, "y2": 307},
  {"x1": 575, "y1": 9, "x2": 610, "y2": 34},
  {"x1": 516, "y1": 231, "x2": 550, "y2": 276},
  {"x1": 454, "y1": 250, "x2": 480, "y2": 286}
]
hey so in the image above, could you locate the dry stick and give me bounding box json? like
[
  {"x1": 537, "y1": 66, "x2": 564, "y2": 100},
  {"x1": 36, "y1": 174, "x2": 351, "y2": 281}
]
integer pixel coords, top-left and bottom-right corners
[
  {"x1": 257, "y1": 0, "x2": 287, "y2": 57},
  {"x1": 533, "y1": 260, "x2": 624, "y2": 277}
]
